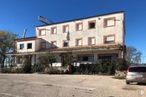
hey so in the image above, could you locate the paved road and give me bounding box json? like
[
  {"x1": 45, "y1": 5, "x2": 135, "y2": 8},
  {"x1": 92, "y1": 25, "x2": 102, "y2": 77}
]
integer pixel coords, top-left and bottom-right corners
[{"x1": 0, "y1": 74, "x2": 145, "y2": 97}]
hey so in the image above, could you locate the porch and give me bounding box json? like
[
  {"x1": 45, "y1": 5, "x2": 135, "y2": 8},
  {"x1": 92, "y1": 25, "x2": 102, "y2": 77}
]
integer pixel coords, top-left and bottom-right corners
[{"x1": 5, "y1": 44, "x2": 125, "y2": 67}]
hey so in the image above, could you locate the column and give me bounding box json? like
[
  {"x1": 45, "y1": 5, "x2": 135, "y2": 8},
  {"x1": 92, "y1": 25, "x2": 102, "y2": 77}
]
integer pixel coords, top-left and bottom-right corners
[{"x1": 94, "y1": 53, "x2": 97, "y2": 64}]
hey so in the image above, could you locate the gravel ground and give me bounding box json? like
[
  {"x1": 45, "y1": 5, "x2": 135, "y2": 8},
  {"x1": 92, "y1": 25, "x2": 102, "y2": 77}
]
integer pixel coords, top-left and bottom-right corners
[{"x1": 0, "y1": 74, "x2": 145, "y2": 97}]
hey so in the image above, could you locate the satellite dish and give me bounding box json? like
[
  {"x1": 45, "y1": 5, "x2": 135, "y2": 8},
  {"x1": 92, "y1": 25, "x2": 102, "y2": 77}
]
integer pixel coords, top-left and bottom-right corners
[{"x1": 38, "y1": 16, "x2": 53, "y2": 25}]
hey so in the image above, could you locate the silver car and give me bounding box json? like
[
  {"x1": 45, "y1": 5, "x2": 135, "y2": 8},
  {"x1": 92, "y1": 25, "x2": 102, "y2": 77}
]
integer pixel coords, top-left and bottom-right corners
[{"x1": 126, "y1": 65, "x2": 146, "y2": 84}]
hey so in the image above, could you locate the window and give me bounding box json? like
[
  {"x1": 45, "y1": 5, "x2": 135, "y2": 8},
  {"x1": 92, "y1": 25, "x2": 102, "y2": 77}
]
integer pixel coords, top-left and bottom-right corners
[
  {"x1": 98, "y1": 54, "x2": 112, "y2": 61},
  {"x1": 51, "y1": 41, "x2": 57, "y2": 48},
  {"x1": 27, "y1": 43, "x2": 32, "y2": 49},
  {"x1": 19, "y1": 44, "x2": 24, "y2": 49},
  {"x1": 129, "y1": 67, "x2": 146, "y2": 72},
  {"x1": 39, "y1": 29, "x2": 46, "y2": 36},
  {"x1": 78, "y1": 55, "x2": 94, "y2": 61},
  {"x1": 63, "y1": 40, "x2": 69, "y2": 47},
  {"x1": 104, "y1": 17, "x2": 115, "y2": 27},
  {"x1": 76, "y1": 23, "x2": 83, "y2": 31},
  {"x1": 88, "y1": 37, "x2": 95, "y2": 45},
  {"x1": 76, "y1": 38, "x2": 82, "y2": 46},
  {"x1": 41, "y1": 42, "x2": 46, "y2": 49},
  {"x1": 104, "y1": 35, "x2": 115, "y2": 44},
  {"x1": 82, "y1": 56, "x2": 89, "y2": 61},
  {"x1": 51, "y1": 27, "x2": 57, "y2": 34},
  {"x1": 63, "y1": 25, "x2": 69, "y2": 33},
  {"x1": 88, "y1": 21, "x2": 96, "y2": 29}
]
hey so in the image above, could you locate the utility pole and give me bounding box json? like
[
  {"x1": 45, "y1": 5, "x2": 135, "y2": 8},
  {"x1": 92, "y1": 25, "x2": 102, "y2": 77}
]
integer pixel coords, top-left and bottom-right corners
[{"x1": 142, "y1": 56, "x2": 145, "y2": 64}]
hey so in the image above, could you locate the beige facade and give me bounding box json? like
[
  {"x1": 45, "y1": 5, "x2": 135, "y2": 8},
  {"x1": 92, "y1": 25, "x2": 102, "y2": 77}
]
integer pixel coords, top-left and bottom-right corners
[
  {"x1": 36, "y1": 12, "x2": 124, "y2": 48},
  {"x1": 12, "y1": 11, "x2": 126, "y2": 67}
]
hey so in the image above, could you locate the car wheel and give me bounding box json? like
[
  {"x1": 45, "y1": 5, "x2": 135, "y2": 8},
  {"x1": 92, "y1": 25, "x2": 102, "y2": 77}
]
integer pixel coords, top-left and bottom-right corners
[
  {"x1": 137, "y1": 82, "x2": 143, "y2": 85},
  {"x1": 126, "y1": 81, "x2": 130, "y2": 84}
]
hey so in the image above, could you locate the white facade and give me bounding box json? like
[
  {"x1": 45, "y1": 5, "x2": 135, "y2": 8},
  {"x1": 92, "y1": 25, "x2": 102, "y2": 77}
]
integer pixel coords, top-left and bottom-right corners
[
  {"x1": 13, "y1": 11, "x2": 126, "y2": 66},
  {"x1": 16, "y1": 38, "x2": 41, "y2": 53}
]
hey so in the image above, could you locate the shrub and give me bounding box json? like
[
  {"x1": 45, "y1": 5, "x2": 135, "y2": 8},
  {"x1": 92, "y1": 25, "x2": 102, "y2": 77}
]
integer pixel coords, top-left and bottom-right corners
[
  {"x1": 1, "y1": 68, "x2": 11, "y2": 73},
  {"x1": 116, "y1": 58, "x2": 129, "y2": 71},
  {"x1": 1, "y1": 67, "x2": 23, "y2": 73},
  {"x1": 32, "y1": 64, "x2": 45, "y2": 73},
  {"x1": 44, "y1": 67, "x2": 65, "y2": 74},
  {"x1": 73, "y1": 63, "x2": 100, "y2": 74},
  {"x1": 22, "y1": 59, "x2": 32, "y2": 73},
  {"x1": 72, "y1": 61, "x2": 115, "y2": 75},
  {"x1": 38, "y1": 53, "x2": 56, "y2": 68},
  {"x1": 11, "y1": 68, "x2": 23, "y2": 73}
]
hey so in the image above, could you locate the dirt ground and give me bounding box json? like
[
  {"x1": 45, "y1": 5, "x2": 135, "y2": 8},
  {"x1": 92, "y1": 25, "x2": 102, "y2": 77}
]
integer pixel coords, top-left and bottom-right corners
[{"x1": 0, "y1": 74, "x2": 145, "y2": 97}]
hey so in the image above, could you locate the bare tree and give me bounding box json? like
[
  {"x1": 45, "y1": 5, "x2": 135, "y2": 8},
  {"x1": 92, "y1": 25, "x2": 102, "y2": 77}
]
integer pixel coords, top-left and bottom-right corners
[
  {"x1": 126, "y1": 46, "x2": 142, "y2": 64},
  {"x1": 0, "y1": 31, "x2": 16, "y2": 68}
]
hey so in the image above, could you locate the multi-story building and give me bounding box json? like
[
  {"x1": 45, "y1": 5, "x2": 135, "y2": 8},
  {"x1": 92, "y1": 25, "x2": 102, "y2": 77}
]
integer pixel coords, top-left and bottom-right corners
[{"x1": 12, "y1": 11, "x2": 126, "y2": 67}]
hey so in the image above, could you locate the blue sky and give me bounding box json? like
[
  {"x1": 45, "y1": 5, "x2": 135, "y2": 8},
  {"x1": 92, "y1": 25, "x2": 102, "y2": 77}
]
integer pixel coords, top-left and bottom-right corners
[{"x1": 0, "y1": 0, "x2": 146, "y2": 63}]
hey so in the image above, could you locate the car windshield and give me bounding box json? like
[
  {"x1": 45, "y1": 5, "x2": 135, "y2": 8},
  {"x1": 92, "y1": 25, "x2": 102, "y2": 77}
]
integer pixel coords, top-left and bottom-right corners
[{"x1": 129, "y1": 67, "x2": 146, "y2": 72}]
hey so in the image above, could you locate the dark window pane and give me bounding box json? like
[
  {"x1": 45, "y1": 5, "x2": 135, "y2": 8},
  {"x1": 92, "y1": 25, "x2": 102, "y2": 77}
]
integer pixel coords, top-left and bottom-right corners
[
  {"x1": 89, "y1": 22, "x2": 95, "y2": 29},
  {"x1": 82, "y1": 56, "x2": 88, "y2": 61},
  {"x1": 27, "y1": 43, "x2": 32, "y2": 49},
  {"x1": 63, "y1": 41, "x2": 68, "y2": 47},
  {"x1": 20, "y1": 44, "x2": 24, "y2": 49},
  {"x1": 129, "y1": 67, "x2": 146, "y2": 72}
]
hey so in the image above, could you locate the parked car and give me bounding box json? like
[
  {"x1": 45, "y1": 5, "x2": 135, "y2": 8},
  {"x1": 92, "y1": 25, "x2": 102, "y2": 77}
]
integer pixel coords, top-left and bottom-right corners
[{"x1": 126, "y1": 65, "x2": 146, "y2": 84}]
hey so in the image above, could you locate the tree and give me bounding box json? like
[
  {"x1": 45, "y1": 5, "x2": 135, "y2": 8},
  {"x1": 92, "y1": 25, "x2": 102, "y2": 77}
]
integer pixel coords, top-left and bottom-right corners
[
  {"x1": 22, "y1": 58, "x2": 32, "y2": 73},
  {"x1": 0, "y1": 31, "x2": 16, "y2": 68},
  {"x1": 60, "y1": 52, "x2": 73, "y2": 67},
  {"x1": 38, "y1": 53, "x2": 56, "y2": 68},
  {"x1": 126, "y1": 46, "x2": 142, "y2": 64}
]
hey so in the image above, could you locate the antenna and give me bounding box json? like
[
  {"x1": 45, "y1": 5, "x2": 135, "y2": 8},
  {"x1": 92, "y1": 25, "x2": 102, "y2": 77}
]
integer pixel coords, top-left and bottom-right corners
[
  {"x1": 22, "y1": 29, "x2": 27, "y2": 38},
  {"x1": 38, "y1": 16, "x2": 53, "y2": 25}
]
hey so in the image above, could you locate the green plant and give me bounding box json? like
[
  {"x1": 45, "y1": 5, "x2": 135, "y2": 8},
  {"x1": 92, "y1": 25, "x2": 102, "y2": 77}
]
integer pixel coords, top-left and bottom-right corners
[
  {"x1": 22, "y1": 59, "x2": 32, "y2": 73},
  {"x1": 45, "y1": 67, "x2": 64, "y2": 74},
  {"x1": 116, "y1": 58, "x2": 129, "y2": 71},
  {"x1": 11, "y1": 68, "x2": 23, "y2": 73},
  {"x1": 60, "y1": 53, "x2": 73, "y2": 67},
  {"x1": 32, "y1": 63, "x2": 45, "y2": 73},
  {"x1": 72, "y1": 61, "x2": 115, "y2": 75},
  {"x1": 1, "y1": 68, "x2": 11, "y2": 73}
]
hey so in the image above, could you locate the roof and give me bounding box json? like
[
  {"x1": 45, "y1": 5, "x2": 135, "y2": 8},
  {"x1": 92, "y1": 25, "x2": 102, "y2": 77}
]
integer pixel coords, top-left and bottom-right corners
[
  {"x1": 36, "y1": 11, "x2": 124, "y2": 27},
  {"x1": 129, "y1": 65, "x2": 146, "y2": 67},
  {"x1": 15, "y1": 36, "x2": 40, "y2": 42},
  {"x1": 8, "y1": 44, "x2": 124, "y2": 55},
  {"x1": 37, "y1": 44, "x2": 123, "y2": 53}
]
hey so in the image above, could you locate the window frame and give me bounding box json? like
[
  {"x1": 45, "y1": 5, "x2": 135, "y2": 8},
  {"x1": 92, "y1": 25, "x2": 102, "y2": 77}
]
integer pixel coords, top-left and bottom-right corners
[
  {"x1": 104, "y1": 17, "x2": 116, "y2": 27},
  {"x1": 63, "y1": 40, "x2": 69, "y2": 47},
  {"x1": 19, "y1": 44, "x2": 24, "y2": 50},
  {"x1": 76, "y1": 22, "x2": 83, "y2": 31},
  {"x1": 39, "y1": 29, "x2": 46, "y2": 36},
  {"x1": 51, "y1": 27, "x2": 57, "y2": 34},
  {"x1": 104, "y1": 35, "x2": 115, "y2": 44},
  {"x1": 76, "y1": 38, "x2": 82, "y2": 46},
  {"x1": 63, "y1": 25, "x2": 69, "y2": 33},
  {"x1": 88, "y1": 37, "x2": 96, "y2": 45}
]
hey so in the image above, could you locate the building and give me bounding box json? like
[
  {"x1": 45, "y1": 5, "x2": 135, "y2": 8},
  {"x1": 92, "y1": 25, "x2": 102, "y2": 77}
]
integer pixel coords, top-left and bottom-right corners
[{"x1": 11, "y1": 11, "x2": 126, "y2": 67}]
